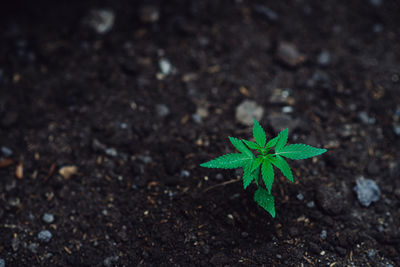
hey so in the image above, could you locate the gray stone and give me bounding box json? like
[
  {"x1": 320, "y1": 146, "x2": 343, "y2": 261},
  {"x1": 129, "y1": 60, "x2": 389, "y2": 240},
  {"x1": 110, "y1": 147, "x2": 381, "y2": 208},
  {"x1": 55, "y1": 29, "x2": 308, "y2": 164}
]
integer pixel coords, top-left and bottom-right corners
[
  {"x1": 92, "y1": 139, "x2": 107, "y2": 152},
  {"x1": 254, "y1": 5, "x2": 278, "y2": 21},
  {"x1": 282, "y1": 106, "x2": 293, "y2": 113},
  {"x1": 86, "y1": 9, "x2": 115, "y2": 34},
  {"x1": 192, "y1": 114, "x2": 202, "y2": 124},
  {"x1": 353, "y1": 176, "x2": 380, "y2": 207},
  {"x1": 317, "y1": 50, "x2": 331, "y2": 66},
  {"x1": 38, "y1": 230, "x2": 52, "y2": 242},
  {"x1": 28, "y1": 243, "x2": 39, "y2": 253},
  {"x1": 137, "y1": 154, "x2": 152, "y2": 164},
  {"x1": 1, "y1": 146, "x2": 13, "y2": 157},
  {"x1": 307, "y1": 70, "x2": 331, "y2": 88},
  {"x1": 0, "y1": 259, "x2": 4, "y2": 267},
  {"x1": 42, "y1": 213, "x2": 54, "y2": 224},
  {"x1": 104, "y1": 256, "x2": 119, "y2": 267},
  {"x1": 156, "y1": 104, "x2": 170, "y2": 117},
  {"x1": 192, "y1": 106, "x2": 208, "y2": 124},
  {"x1": 296, "y1": 193, "x2": 304, "y2": 201},
  {"x1": 180, "y1": 170, "x2": 190, "y2": 177},
  {"x1": 235, "y1": 100, "x2": 264, "y2": 126},
  {"x1": 8, "y1": 197, "x2": 20, "y2": 207},
  {"x1": 307, "y1": 201, "x2": 315, "y2": 208},
  {"x1": 105, "y1": 148, "x2": 117, "y2": 157},
  {"x1": 11, "y1": 237, "x2": 20, "y2": 251},
  {"x1": 277, "y1": 42, "x2": 304, "y2": 67},
  {"x1": 320, "y1": 230, "x2": 327, "y2": 240},
  {"x1": 159, "y1": 59, "x2": 173, "y2": 76},
  {"x1": 358, "y1": 111, "x2": 376, "y2": 124},
  {"x1": 269, "y1": 88, "x2": 291, "y2": 104},
  {"x1": 394, "y1": 124, "x2": 400, "y2": 136}
]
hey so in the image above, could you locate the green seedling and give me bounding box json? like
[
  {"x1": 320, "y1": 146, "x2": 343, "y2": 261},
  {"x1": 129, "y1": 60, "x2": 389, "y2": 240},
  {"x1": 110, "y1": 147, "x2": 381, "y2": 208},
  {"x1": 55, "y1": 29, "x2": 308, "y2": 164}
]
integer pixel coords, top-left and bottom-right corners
[{"x1": 200, "y1": 119, "x2": 327, "y2": 217}]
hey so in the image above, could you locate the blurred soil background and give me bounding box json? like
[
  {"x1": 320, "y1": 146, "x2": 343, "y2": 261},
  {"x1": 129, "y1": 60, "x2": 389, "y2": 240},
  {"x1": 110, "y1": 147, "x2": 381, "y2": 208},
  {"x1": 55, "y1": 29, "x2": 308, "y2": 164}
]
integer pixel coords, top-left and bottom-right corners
[{"x1": 0, "y1": 0, "x2": 399, "y2": 266}]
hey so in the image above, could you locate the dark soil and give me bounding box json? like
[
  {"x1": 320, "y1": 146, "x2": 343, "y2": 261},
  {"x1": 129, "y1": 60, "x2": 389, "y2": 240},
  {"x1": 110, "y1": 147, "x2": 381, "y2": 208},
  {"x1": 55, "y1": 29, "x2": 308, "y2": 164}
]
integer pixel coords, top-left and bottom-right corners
[{"x1": 1, "y1": 0, "x2": 400, "y2": 266}]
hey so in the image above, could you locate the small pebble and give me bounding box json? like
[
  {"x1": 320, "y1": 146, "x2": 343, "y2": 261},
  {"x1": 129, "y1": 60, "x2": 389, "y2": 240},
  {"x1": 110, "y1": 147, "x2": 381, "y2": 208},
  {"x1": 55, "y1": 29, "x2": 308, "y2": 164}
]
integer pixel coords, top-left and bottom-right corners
[
  {"x1": 320, "y1": 230, "x2": 327, "y2": 240},
  {"x1": 353, "y1": 176, "x2": 380, "y2": 207},
  {"x1": 192, "y1": 114, "x2": 202, "y2": 124},
  {"x1": 86, "y1": 9, "x2": 115, "y2": 34},
  {"x1": 105, "y1": 148, "x2": 117, "y2": 157},
  {"x1": 11, "y1": 237, "x2": 20, "y2": 251},
  {"x1": 159, "y1": 59, "x2": 173, "y2": 76},
  {"x1": 307, "y1": 201, "x2": 315, "y2": 208},
  {"x1": 38, "y1": 230, "x2": 52, "y2": 242},
  {"x1": 42, "y1": 213, "x2": 54, "y2": 224},
  {"x1": 277, "y1": 42, "x2": 305, "y2": 67},
  {"x1": 235, "y1": 100, "x2": 264, "y2": 126},
  {"x1": 156, "y1": 104, "x2": 170, "y2": 117},
  {"x1": 28, "y1": 243, "x2": 39, "y2": 253},
  {"x1": 368, "y1": 249, "x2": 376, "y2": 258},
  {"x1": 358, "y1": 111, "x2": 375, "y2": 124},
  {"x1": 296, "y1": 193, "x2": 304, "y2": 201},
  {"x1": 254, "y1": 5, "x2": 278, "y2": 21},
  {"x1": 394, "y1": 124, "x2": 400, "y2": 136},
  {"x1": 8, "y1": 197, "x2": 20, "y2": 207},
  {"x1": 104, "y1": 256, "x2": 119, "y2": 267},
  {"x1": 276, "y1": 254, "x2": 282, "y2": 259},
  {"x1": 317, "y1": 50, "x2": 331, "y2": 66},
  {"x1": 282, "y1": 106, "x2": 293, "y2": 113},
  {"x1": 180, "y1": 170, "x2": 190, "y2": 177},
  {"x1": 1, "y1": 146, "x2": 13, "y2": 157}
]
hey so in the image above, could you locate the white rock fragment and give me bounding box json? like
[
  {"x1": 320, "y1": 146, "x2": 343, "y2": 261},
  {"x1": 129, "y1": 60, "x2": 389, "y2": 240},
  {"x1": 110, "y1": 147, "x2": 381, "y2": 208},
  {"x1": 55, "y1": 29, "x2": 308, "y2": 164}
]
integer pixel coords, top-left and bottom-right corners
[
  {"x1": 159, "y1": 58, "x2": 173, "y2": 76},
  {"x1": 235, "y1": 100, "x2": 264, "y2": 126},
  {"x1": 353, "y1": 176, "x2": 380, "y2": 207},
  {"x1": 86, "y1": 9, "x2": 115, "y2": 34}
]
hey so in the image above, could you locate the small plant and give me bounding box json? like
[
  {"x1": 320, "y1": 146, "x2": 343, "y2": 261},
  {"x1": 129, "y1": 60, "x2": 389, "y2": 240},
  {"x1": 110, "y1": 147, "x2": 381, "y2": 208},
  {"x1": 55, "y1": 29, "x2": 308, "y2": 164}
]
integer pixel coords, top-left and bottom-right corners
[{"x1": 200, "y1": 119, "x2": 327, "y2": 217}]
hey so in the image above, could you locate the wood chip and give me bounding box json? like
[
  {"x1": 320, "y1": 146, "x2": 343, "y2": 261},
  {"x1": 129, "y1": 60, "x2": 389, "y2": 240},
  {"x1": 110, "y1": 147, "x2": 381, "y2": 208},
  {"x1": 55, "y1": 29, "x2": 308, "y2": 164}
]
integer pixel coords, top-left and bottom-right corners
[
  {"x1": 0, "y1": 158, "x2": 14, "y2": 168},
  {"x1": 16, "y1": 162, "x2": 23, "y2": 179},
  {"x1": 59, "y1": 165, "x2": 78, "y2": 179},
  {"x1": 64, "y1": 246, "x2": 72, "y2": 254}
]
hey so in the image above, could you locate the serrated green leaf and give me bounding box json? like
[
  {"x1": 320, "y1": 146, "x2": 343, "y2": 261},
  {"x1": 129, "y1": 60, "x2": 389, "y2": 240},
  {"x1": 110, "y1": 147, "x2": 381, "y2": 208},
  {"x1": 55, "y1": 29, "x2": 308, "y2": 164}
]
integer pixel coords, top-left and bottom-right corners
[
  {"x1": 275, "y1": 128, "x2": 289, "y2": 152},
  {"x1": 261, "y1": 160, "x2": 274, "y2": 193},
  {"x1": 252, "y1": 165, "x2": 261, "y2": 186},
  {"x1": 254, "y1": 187, "x2": 275, "y2": 217},
  {"x1": 265, "y1": 135, "x2": 279, "y2": 148},
  {"x1": 243, "y1": 160, "x2": 254, "y2": 189},
  {"x1": 200, "y1": 153, "x2": 251, "y2": 169},
  {"x1": 251, "y1": 157, "x2": 263, "y2": 172},
  {"x1": 277, "y1": 144, "x2": 327, "y2": 159},
  {"x1": 243, "y1": 139, "x2": 260, "y2": 150},
  {"x1": 253, "y1": 119, "x2": 267, "y2": 147},
  {"x1": 271, "y1": 155, "x2": 293, "y2": 182},
  {"x1": 228, "y1": 137, "x2": 254, "y2": 158}
]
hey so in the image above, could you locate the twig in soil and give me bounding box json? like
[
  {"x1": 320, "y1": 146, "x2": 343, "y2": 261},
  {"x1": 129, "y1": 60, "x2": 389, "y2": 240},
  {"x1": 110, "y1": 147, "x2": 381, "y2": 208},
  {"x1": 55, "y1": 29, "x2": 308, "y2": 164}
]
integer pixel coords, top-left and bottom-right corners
[
  {"x1": 203, "y1": 177, "x2": 241, "y2": 193},
  {"x1": 43, "y1": 163, "x2": 56, "y2": 183}
]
